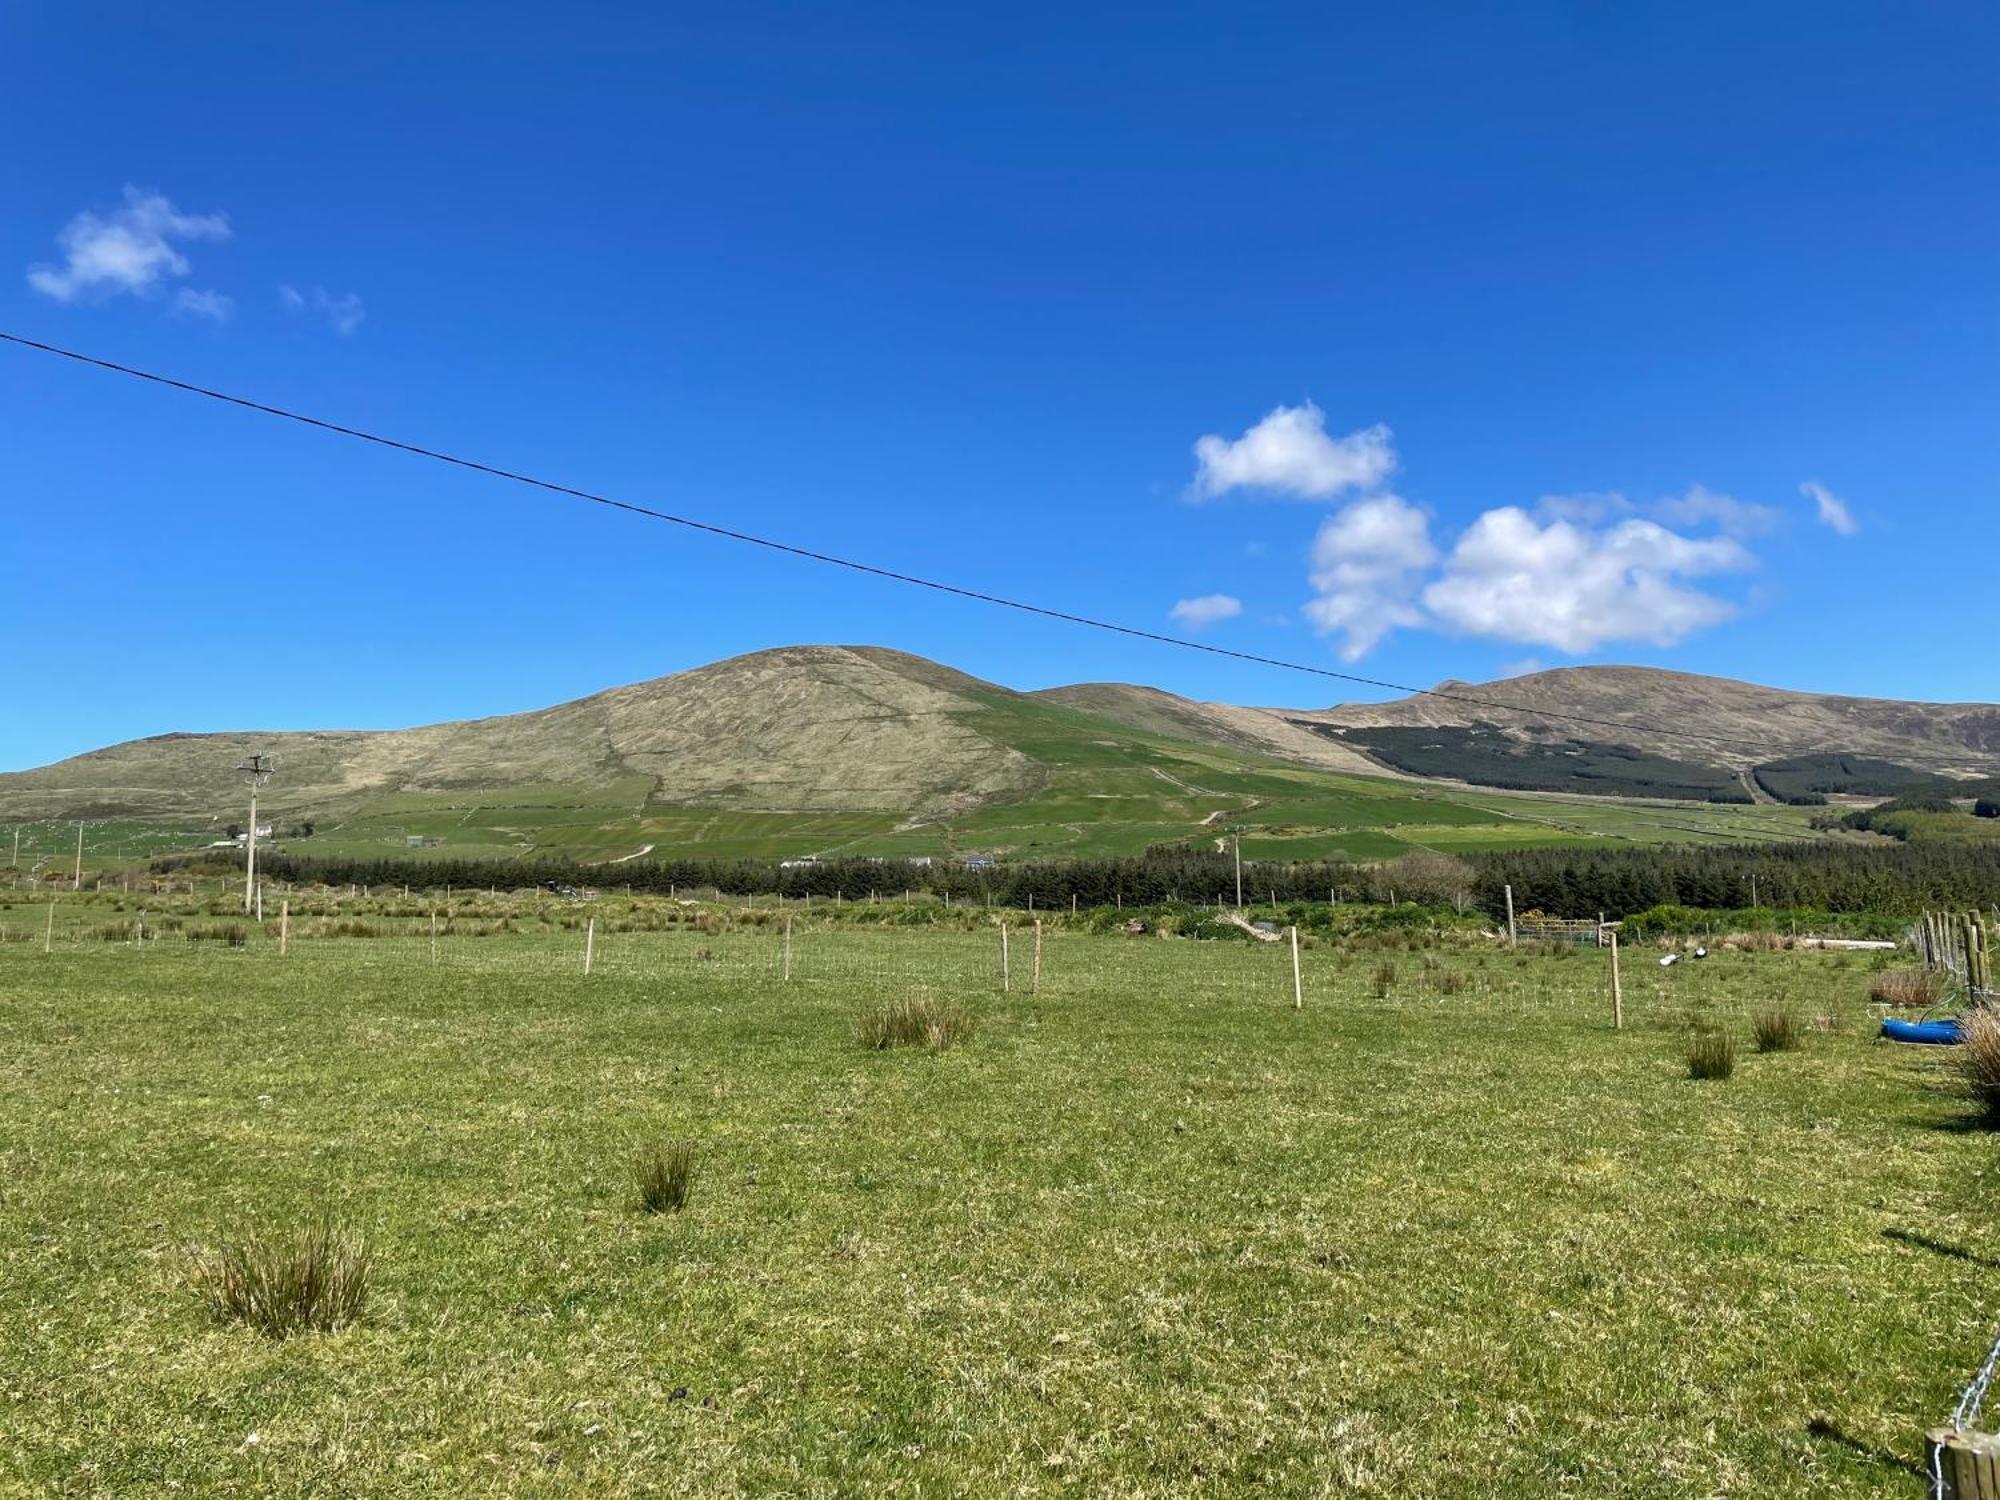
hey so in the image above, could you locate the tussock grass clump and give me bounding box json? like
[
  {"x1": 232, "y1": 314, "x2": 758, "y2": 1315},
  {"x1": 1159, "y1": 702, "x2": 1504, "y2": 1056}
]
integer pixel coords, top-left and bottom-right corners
[
  {"x1": 1751, "y1": 1008, "x2": 1802, "y2": 1053},
  {"x1": 858, "y1": 988, "x2": 972, "y2": 1052},
  {"x1": 1371, "y1": 961, "x2": 1397, "y2": 999},
  {"x1": 1686, "y1": 1029, "x2": 1736, "y2": 1081},
  {"x1": 1870, "y1": 969, "x2": 1942, "y2": 1009},
  {"x1": 635, "y1": 1139, "x2": 697, "y2": 1214},
  {"x1": 190, "y1": 1219, "x2": 372, "y2": 1337},
  {"x1": 1957, "y1": 1009, "x2": 2000, "y2": 1126}
]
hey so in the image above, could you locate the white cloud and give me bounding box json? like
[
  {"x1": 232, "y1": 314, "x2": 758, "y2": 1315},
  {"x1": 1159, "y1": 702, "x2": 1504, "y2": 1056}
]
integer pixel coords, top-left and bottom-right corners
[
  {"x1": 1191, "y1": 403, "x2": 1395, "y2": 501},
  {"x1": 1299, "y1": 498, "x2": 1755, "y2": 658},
  {"x1": 1496, "y1": 657, "x2": 1547, "y2": 679},
  {"x1": 28, "y1": 188, "x2": 229, "y2": 303},
  {"x1": 281, "y1": 283, "x2": 366, "y2": 335},
  {"x1": 1648, "y1": 482, "x2": 1779, "y2": 539},
  {"x1": 1302, "y1": 495, "x2": 1437, "y2": 660},
  {"x1": 173, "y1": 288, "x2": 233, "y2": 322},
  {"x1": 1169, "y1": 594, "x2": 1243, "y2": 629},
  {"x1": 1420, "y1": 509, "x2": 1753, "y2": 653},
  {"x1": 1801, "y1": 479, "x2": 1859, "y2": 536}
]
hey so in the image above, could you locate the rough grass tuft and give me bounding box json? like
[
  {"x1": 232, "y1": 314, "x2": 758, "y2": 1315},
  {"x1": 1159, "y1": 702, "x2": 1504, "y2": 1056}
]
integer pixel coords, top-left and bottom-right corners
[
  {"x1": 635, "y1": 1139, "x2": 696, "y2": 1214},
  {"x1": 1686, "y1": 1028, "x2": 1736, "y2": 1080},
  {"x1": 1957, "y1": 1009, "x2": 2000, "y2": 1126},
  {"x1": 1870, "y1": 968, "x2": 1942, "y2": 1009},
  {"x1": 1751, "y1": 1008, "x2": 1802, "y2": 1053},
  {"x1": 858, "y1": 988, "x2": 972, "y2": 1052},
  {"x1": 190, "y1": 1219, "x2": 372, "y2": 1337}
]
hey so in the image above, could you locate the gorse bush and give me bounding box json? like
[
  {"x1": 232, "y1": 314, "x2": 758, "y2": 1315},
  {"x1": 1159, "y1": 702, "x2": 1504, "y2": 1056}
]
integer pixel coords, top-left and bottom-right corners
[
  {"x1": 635, "y1": 1139, "x2": 696, "y2": 1214},
  {"x1": 1957, "y1": 1009, "x2": 2000, "y2": 1125},
  {"x1": 190, "y1": 1219, "x2": 372, "y2": 1337},
  {"x1": 1686, "y1": 1029, "x2": 1736, "y2": 1080},
  {"x1": 1751, "y1": 1008, "x2": 1802, "y2": 1053},
  {"x1": 858, "y1": 989, "x2": 972, "y2": 1052}
]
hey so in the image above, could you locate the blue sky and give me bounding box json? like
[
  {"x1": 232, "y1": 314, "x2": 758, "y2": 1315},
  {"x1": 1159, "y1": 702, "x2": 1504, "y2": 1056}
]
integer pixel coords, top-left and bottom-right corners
[{"x1": 3, "y1": 2, "x2": 1995, "y2": 770}]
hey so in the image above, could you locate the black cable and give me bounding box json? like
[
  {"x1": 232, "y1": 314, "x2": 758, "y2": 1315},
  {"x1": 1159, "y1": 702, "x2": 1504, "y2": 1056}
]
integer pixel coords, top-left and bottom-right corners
[{"x1": 0, "y1": 328, "x2": 1790, "y2": 755}]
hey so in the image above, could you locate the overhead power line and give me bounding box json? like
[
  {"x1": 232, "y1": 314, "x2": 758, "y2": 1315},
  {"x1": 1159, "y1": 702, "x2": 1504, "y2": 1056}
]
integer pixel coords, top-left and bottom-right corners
[{"x1": 1, "y1": 329, "x2": 1789, "y2": 756}]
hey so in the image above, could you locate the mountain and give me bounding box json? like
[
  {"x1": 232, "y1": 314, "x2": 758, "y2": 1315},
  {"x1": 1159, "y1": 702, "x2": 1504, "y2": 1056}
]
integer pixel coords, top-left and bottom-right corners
[
  {"x1": 0, "y1": 647, "x2": 1043, "y2": 822},
  {"x1": 1288, "y1": 665, "x2": 2000, "y2": 774},
  {"x1": 4, "y1": 648, "x2": 1996, "y2": 866}
]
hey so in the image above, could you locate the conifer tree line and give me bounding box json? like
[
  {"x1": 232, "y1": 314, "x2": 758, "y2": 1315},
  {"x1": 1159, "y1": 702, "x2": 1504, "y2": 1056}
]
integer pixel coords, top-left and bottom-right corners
[{"x1": 213, "y1": 839, "x2": 2000, "y2": 920}]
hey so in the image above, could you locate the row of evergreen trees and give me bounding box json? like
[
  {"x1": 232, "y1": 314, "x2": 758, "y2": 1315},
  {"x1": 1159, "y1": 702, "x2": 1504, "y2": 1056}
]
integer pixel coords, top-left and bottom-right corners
[{"x1": 221, "y1": 838, "x2": 2000, "y2": 920}]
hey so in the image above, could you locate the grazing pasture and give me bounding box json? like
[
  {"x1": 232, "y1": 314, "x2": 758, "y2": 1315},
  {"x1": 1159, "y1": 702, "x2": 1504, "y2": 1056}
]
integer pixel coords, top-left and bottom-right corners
[{"x1": 1, "y1": 890, "x2": 1992, "y2": 1497}]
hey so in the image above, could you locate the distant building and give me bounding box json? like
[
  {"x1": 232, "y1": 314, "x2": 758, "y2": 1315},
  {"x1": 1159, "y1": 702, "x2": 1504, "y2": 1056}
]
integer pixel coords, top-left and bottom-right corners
[
  {"x1": 964, "y1": 854, "x2": 995, "y2": 869},
  {"x1": 406, "y1": 835, "x2": 439, "y2": 849},
  {"x1": 779, "y1": 857, "x2": 818, "y2": 869}
]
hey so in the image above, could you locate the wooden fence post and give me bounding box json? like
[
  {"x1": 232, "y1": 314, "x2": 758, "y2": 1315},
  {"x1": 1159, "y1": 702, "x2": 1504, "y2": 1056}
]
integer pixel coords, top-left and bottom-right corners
[
  {"x1": 1032, "y1": 919, "x2": 1043, "y2": 995},
  {"x1": 1609, "y1": 929, "x2": 1623, "y2": 1030},
  {"x1": 1927, "y1": 1428, "x2": 2000, "y2": 1499},
  {"x1": 44, "y1": 900, "x2": 54, "y2": 954},
  {"x1": 1290, "y1": 925, "x2": 1303, "y2": 1011},
  {"x1": 583, "y1": 917, "x2": 595, "y2": 976},
  {"x1": 280, "y1": 900, "x2": 290, "y2": 957},
  {"x1": 1001, "y1": 924, "x2": 1011, "y2": 993},
  {"x1": 784, "y1": 913, "x2": 793, "y2": 982},
  {"x1": 430, "y1": 909, "x2": 438, "y2": 966},
  {"x1": 1505, "y1": 884, "x2": 1517, "y2": 948}
]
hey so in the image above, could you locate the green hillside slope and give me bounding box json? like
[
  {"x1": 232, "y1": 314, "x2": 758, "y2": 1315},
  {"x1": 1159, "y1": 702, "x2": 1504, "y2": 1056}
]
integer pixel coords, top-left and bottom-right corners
[{"x1": 2, "y1": 647, "x2": 1838, "y2": 868}]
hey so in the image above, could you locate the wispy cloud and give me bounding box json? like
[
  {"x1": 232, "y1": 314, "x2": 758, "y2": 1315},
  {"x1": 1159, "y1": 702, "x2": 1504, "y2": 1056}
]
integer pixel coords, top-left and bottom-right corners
[
  {"x1": 1801, "y1": 479, "x2": 1860, "y2": 536},
  {"x1": 28, "y1": 187, "x2": 229, "y2": 304},
  {"x1": 1190, "y1": 402, "x2": 1395, "y2": 501},
  {"x1": 173, "y1": 288, "x2": 233, "y2": 322},
  {"x1": 281, "y1": 283, "x2": 366, "y2": 335},
  {"x1": 1536, "y1": 484, "x2": 1777, "y2": 539},
  {"x1": 1648, "y1": 483, "x2": 1779, "y2": 539},
  {"x1": 1168, "y1": 593, "x2": 1243, "y2": 630}
]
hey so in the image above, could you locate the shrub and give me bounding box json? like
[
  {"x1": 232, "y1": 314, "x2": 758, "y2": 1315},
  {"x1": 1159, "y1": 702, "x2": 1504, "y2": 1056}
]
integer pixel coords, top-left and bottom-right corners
[
  {"x1": 190, "y1": 1219, "x2": 372, "y2": 1337},
  {"x1": 1958, "y1": 1009, "x2": 2000, "y2": 1125},
  {"x1": 635, "y1": 1139, "x2": 696, "y2": 1214},
  {"x1": 858, "y1": 989, "x2": 972, "y2": 1052},
  {"x1": 1751, "y1": 1008, "x2": 1802, "y2": 1053},
  {"x1": 1686, "y1": 1029, "x2": 1736, "y2": 1080},
  {"x1": 1870, "y1": 969, "x2": 1943, "y2": 1009}
]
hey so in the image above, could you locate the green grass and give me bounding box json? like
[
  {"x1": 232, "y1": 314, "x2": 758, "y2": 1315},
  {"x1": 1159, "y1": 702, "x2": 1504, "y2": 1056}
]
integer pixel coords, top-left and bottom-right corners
[{"x1": 0, "y1": 890, "x2": 1989, "y2": 1495}]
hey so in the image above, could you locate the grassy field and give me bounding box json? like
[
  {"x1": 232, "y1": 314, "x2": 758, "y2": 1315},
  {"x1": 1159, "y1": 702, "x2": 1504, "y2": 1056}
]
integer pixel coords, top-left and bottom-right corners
[{"x1": 2, "y1": 890, "x2": 1993, "y2": 1496}]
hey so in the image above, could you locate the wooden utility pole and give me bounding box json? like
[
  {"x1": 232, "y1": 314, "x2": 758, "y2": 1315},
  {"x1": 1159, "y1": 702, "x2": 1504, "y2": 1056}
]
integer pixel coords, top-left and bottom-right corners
[
  {"x1": 237, "y1": 754, "x2": 274, "y2": 915},
  {"x1": 1290, "y1": 925, "x2": 1303, "y2": 1010},
  {"x1": 1504, "y1": 884, "x2": 1517, "y2": 947},
  {"x1": 1609, "y1": 929, "x2": 1623, "y2": 1030}
]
